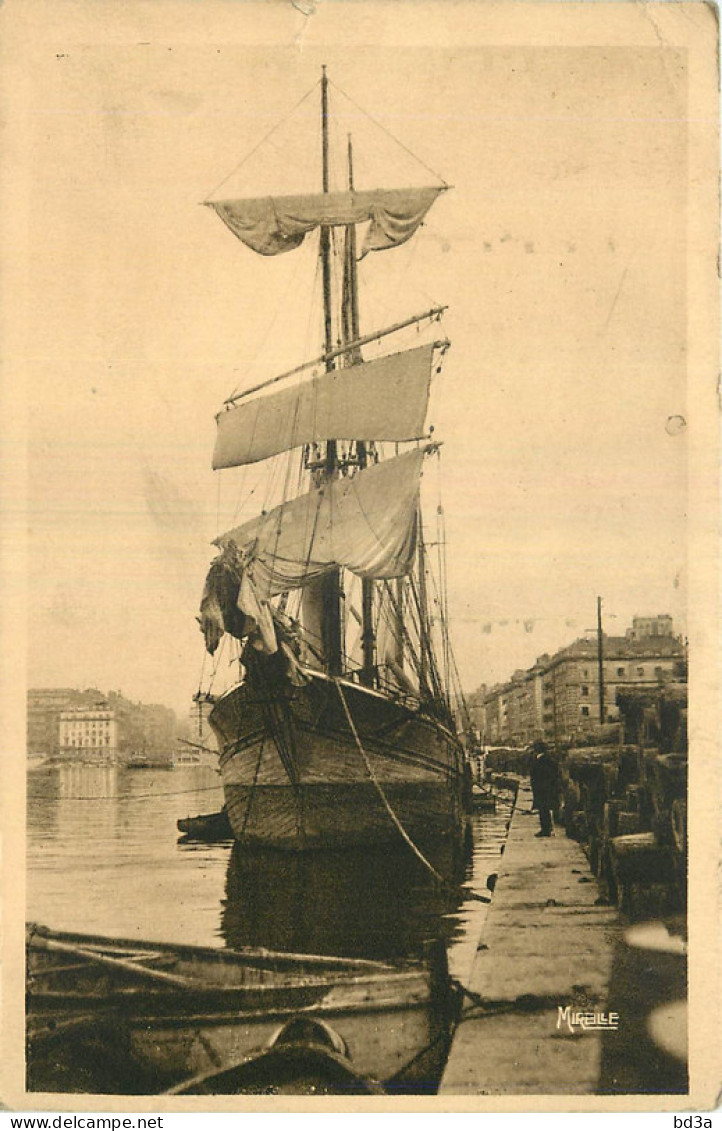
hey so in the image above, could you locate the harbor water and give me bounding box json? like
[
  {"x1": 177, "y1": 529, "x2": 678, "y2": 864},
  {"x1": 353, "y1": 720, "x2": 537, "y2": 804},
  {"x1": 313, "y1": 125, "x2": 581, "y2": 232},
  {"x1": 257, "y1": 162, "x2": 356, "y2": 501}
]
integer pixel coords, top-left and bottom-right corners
[{"x1": 27, "y1": 762, "x2": 512, "y2": 977}]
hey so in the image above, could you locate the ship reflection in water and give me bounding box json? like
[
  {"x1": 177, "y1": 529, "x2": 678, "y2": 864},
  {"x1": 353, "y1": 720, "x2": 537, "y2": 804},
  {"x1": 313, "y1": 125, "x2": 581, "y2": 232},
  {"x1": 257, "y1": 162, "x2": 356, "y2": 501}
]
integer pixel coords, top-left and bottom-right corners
[
  {"x1": 221, "y1": 837, "x2": 472, "y2": 962},
  {"x1": 27, "y1": 762, "x2": 507, "y2": 967}
]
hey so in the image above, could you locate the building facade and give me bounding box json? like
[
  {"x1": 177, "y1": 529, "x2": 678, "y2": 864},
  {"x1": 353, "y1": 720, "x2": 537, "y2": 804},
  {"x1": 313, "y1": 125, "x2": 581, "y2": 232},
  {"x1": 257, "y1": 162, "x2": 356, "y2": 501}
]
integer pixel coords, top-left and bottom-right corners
[
  {"x1": 477, "y1": 616, "x2": 685, "y2": 746},
  {"x1": 58, "y1": 707, "x2": 119, "y2": 761},
  {"x1": 28, "y1": 687, "x2": 179, "y2": 764},
  {"x1": 27, "y1": 687, "x2": 107, "y2": 757}
]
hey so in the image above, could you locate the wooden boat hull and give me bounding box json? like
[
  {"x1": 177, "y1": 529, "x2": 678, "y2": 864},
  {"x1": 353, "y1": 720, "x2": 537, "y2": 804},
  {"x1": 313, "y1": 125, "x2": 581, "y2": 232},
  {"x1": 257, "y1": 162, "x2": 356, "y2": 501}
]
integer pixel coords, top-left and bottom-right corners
[
  {"x1": 168, "y1": 1017, "x2": 386, "y2": 1095},
  {"x1": 211, "y1": 671, "x2": 468, "y2": 850},
  {"x1": 177, "y1": 808, "x2": 233, "y2": 841},
  {"x1": 27, "y1": 926, "x2": 459, "y2": 1095}
]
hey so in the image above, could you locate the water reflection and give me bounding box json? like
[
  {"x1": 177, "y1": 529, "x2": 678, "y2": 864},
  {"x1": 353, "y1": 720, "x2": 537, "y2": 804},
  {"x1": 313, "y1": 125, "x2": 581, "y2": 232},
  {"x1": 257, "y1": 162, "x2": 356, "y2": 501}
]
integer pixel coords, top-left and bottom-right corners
[
  {"x1": 221, "y1": 834, "x2": 473, "y2": 961},
  {"x1": 27, "y1": 761, "x2": 512, "y2": 971},
  {"x1": 27, "y1": 762, "x2": 227, "y2": 944}
]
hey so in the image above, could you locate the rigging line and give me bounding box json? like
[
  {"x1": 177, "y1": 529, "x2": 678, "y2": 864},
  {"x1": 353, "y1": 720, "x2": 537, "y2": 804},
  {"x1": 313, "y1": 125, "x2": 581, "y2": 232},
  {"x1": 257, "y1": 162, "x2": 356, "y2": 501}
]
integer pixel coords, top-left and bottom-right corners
[
  {"x1": 238, "y1": 736, "x2": 265, "y2": 839},
  {"x1": 426, "y1": 564, "x2": 453, "y2": 709},
  {"x1": 332, "y1": 677, "x2": 448, "y2": 887},
  {"x1": 360, "y1": 218, "x2": 422, "y2": 339},
  {"x1": 203, "y1": 80, "x2": 320, "y2": 201},
  {"x1": 229, "y1": 484, "x2": 252, "y2": 534},
  {"x1": 246, "y1": 131, "x2": 320, "y2": 185},
  {"x1": 408, "y1": 572, "x2": 445, "y2": 704},
  {"x1": 224, "y1": 242, "x2": 318, "y2": 404},
  {"x1": 55, "y1": 784, "x2": 224, "y2": 802},
  {"x1": 334, "y1": 678, "x2": 478, "y2": 891},
  {"x1": 254, "y1": 657, "x2": 304, "y2": 797},
  {"x1": 327, "y1": 78, "x2": 449, "y2": 188},
  {"x1": 264, "y1": 395, "x2": 306, "y2": 578},
  {"x1": 380, "y1": 580, "x2": 425, "y2": 688},
  {"x1": 223, "y1": 307, "x2": 447, "y2": 405},
  {"x1": 433, "y1": 453, "x2": 451, "y2": 694},
  {"x1": 207, "y1": 633, "x2": 228, "y2": 694},
  {"x1": 446, "y1": 628, "x2": 470, "y2": 720},
  {"x1": 196, "y1": 649, "x2": 208, "y2": 698}
]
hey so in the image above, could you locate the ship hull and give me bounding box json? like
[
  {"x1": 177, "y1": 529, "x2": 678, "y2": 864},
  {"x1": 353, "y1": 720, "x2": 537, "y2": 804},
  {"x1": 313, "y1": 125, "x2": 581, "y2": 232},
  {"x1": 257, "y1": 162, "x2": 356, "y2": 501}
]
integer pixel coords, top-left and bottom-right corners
[{"x1": 210, "y1": 671, "x2": 468, "y2": 850}]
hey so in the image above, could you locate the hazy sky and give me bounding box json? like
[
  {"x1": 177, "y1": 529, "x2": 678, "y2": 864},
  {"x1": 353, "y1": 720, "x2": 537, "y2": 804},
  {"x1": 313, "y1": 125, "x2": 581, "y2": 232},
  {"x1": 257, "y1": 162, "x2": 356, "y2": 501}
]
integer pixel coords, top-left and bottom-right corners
[{"x1": 11, "y1": 6, "x2": 693, "y2": 717}]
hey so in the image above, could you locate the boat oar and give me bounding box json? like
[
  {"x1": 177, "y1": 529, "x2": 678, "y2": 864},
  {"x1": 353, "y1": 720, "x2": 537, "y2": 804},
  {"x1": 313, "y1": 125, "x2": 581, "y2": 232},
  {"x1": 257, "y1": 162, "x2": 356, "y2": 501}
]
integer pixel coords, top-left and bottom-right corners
[{"x1": 30, "y1": 936, "x2": 194, "y2": 990}]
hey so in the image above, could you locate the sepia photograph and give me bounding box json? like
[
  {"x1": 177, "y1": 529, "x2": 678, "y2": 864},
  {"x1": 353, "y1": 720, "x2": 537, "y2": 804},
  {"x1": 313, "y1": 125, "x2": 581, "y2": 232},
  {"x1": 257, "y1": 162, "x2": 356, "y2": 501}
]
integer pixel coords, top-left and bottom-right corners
[{"x1": 0, "y1": 0, "x2": 719, "y2": 1114}]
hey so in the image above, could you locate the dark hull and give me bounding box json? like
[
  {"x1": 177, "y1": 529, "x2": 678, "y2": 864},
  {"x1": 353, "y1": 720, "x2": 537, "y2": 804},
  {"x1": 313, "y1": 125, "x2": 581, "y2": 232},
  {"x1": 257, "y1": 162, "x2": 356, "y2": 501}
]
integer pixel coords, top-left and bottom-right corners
[
  {"x1": 177, "y1": 808, "x2": 233, "y2": 841},
  {"x1": 210, "y1": 671, "x2": 468, "y2": 850}
]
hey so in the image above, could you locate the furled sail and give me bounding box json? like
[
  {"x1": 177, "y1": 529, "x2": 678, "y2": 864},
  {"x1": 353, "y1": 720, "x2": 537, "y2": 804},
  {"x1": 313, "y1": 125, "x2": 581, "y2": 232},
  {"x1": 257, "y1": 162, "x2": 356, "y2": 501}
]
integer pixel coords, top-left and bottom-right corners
[
  {"x1": 213, "y1": 343, "x2": 437, "y2": 469},
  {"x1": 207, "y1": 186, "x2": 444, "y2": 257},
  {"x1": 200, "y1": 447, "x2": 427, "y2": 653}
]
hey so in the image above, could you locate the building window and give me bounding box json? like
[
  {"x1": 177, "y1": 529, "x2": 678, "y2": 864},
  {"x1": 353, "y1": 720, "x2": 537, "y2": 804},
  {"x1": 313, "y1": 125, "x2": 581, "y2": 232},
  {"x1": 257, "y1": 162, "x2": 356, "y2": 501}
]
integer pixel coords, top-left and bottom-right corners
[
  {"x1": 580, "y1": 706, "x2": 590, "y2": 717},
  {"x1": 617, "y1": 667, "x2": 625, "y2": 677},
  {"x1": 637, "y1": 666, "x2": 645, "y2": 676},
  {"x1": 581, "y1": 685, "x2": 589, "y2": 696}
]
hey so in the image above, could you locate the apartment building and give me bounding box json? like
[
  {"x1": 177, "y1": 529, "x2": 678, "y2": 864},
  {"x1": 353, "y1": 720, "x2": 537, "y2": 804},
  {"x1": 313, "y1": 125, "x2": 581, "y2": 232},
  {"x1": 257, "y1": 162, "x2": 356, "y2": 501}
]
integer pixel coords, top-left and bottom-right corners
[{"x1": 478, "y1": 616, "x2": 685, "y2": 746}]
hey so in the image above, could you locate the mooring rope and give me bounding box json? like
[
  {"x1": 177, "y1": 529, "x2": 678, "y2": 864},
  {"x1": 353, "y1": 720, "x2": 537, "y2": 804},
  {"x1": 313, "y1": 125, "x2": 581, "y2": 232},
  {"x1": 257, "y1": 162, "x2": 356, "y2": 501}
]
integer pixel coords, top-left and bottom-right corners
[
  {"x1": 386, "y1": 980, "x2": 560, "y2": 1088},
  {"x1": 332, "y1": 678, "x2": 490, "y2": 906},
  {"x1": 332, "y1": 676, "x2": 448, "y2": 886},
  {"x1": 41, "y1": 783, "x2": 223, "y2": 803}
]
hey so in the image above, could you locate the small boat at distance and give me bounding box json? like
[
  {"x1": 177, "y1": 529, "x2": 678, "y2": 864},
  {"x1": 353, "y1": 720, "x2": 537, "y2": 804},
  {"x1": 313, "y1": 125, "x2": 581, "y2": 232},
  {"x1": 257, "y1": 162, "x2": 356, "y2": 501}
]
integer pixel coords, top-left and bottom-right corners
[
  {"x1": 177, "y1": 807, "x2": 233, "y2": 841},
  {"x1": 26, "y1": 924, "x2": 460, "y2": 1095}
]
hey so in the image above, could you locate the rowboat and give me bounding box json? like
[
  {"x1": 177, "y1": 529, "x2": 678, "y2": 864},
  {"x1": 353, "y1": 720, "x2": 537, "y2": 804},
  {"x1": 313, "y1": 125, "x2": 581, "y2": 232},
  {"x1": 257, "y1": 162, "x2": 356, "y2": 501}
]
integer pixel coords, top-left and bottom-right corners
[{"x1": 26, "y1": 924, "x2": 459, "y2": 1095}]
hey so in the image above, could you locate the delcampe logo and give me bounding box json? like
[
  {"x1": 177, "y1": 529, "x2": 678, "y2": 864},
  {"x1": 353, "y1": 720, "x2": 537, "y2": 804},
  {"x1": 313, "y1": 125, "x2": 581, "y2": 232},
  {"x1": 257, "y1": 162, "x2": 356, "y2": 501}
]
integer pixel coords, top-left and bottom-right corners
[{"x1": 557, "y1": 1005, "x2": 619, "y2": 1033}]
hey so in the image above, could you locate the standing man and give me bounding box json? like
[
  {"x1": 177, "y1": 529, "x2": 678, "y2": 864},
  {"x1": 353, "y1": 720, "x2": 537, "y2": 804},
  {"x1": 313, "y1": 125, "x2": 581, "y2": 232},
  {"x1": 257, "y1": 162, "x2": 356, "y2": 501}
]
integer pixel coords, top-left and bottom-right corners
[{"x1": 529, "y1": 740, "x2": 559, "y2": 838}]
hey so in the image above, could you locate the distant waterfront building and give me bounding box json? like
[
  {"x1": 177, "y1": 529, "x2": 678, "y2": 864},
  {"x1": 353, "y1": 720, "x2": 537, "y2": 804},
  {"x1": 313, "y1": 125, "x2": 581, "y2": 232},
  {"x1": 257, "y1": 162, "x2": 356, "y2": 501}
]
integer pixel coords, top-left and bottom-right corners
[
  {"x1": 478, "y1": 615, "x2": 685, "y2": 746},
  {"x1": 27, "y1": 687, "x2": 105, "y2": 758},
  {"x1": 28, "y1": 687, "x2": 180, "y2": 763},
  {"x1": 27, "y1": 688, "x2": 75, "y2": 757},
  {"x1": 58, "y1": 706, "x2": 118, "y2": 762}
]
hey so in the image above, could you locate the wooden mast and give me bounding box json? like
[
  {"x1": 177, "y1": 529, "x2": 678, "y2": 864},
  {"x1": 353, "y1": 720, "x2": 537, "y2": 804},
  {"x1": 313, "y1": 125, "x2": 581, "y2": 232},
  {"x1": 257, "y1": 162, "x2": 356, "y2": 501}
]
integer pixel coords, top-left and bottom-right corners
[
  {"x1": 319, "y1": 66, "x2": 343, "y2": 676},
  {"x1": 416, "y1": 509, "x2": 429, "y2": 695},
  {"x1": 343, "y1": 133, "x2": 376, "y2": 688}
]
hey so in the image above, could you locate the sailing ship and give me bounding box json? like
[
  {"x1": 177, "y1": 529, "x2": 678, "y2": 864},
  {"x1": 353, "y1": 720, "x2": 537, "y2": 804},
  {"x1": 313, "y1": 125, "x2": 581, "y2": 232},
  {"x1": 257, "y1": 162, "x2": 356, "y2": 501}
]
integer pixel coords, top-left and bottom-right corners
[{"x1": 198, "y1": 69, "x2": 471, "y2": 850}]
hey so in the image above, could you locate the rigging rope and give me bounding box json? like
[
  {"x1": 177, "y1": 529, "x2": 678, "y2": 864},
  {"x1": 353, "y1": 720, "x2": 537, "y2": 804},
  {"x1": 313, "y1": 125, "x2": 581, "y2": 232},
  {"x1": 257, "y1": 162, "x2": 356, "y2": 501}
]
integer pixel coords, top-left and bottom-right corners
[
  {"x1": 204, "y1": 81, "x2": 320, "y2": 201},
  {"x1": 327, "y1": 78, "x2": 449, "y2": 188},
  {"x1": 238, "y1": 736, "x2": 266, "y2": 839},
  {"x1": 333, "y1": 677, "x2": 470, "y2": 895},
  {"x1": 51, "y1": 783, "x2": 223, "y2": 803}
]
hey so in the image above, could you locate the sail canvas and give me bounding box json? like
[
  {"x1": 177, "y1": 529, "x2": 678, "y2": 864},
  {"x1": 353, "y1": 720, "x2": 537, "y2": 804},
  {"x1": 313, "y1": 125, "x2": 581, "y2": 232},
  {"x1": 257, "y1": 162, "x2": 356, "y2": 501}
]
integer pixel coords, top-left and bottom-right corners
[
  {"x1": 207, "y1": 186, "x2": 444, "y2": 256},
  {"x1": 212, "y1": 344, "x2": 437, "y2": 468}
]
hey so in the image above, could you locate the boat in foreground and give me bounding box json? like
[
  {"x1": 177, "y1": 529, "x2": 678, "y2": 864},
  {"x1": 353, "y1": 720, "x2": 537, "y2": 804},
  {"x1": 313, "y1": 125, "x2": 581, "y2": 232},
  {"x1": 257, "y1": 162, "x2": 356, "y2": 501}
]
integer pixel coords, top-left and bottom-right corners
[
  {"x1": 167, "y1": 1016, "x2": 386, "y2": 1095},
  {"x1": 27, "y1": 924, "x2": 459, "y2": 1094}
]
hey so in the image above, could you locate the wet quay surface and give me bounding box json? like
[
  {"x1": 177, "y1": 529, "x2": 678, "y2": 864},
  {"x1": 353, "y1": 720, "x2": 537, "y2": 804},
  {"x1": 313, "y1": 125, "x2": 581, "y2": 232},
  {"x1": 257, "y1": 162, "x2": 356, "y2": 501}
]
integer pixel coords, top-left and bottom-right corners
[{"x1": 440, "y1": 782, "x2": 687, "y2": 1096}]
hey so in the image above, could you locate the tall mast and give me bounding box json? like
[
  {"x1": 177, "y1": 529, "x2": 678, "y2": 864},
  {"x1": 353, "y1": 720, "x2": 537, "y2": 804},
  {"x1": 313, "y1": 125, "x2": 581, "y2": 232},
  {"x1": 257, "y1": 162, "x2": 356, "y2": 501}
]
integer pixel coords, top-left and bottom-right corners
[
  {"x1": 320, "y1": 66, "x2": 334, "y2": 375},
  {"x1": 343, "y1": 134, "x2": 361, "y2": 354},
  {"x1": 416, "y1": 509, "x2": 429, "y2": 694},
  {"x1": 319, "y1": 65, "x2": 343, "y2": 675},
  {"x1": 343, "y1": 133, "x2": 376, "y2": 687}
]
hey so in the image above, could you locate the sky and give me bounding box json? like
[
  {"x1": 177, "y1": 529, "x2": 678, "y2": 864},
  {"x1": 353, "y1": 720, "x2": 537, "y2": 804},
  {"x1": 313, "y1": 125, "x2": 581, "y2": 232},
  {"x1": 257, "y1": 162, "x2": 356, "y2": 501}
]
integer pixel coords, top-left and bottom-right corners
[{"x1": 7, "y1": 5, "x2": 695, "y2": 718}]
